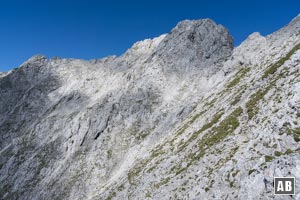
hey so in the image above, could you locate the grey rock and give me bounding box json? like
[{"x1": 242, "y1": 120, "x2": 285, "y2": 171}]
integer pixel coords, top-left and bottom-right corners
[
  {"x1": 1, "y1": 16, "x2": 300, "y2": 200},
  {"x1": 155, "y1": 19, "x2": 233, "y2": 75}
]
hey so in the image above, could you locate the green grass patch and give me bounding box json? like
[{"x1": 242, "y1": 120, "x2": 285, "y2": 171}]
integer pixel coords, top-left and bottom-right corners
[
  {"x1": 189, "y1": 110, "x2": 207, "y2": 124},
  {"x1": 107, "y1": 149, "x2": 112, "y2": 159},
  {"x1": 248, "y1": 169, "x2": 256, "y2": 175},
  {"x1": 117, "y1": 184, "x2": 125, "y2": 192},
  {"x1": 154, "y1": 177, "x2": 171, "y2": 189},
  {"x1": 287, "y1": 127, "x2": 300, "y2": 142},
  {"x1": 232, "y1": 170, "x2": 240, "y2": 177},
  {"x1": 203, "y1": 107, "x2": 242, "y2": 147},
  {"x1": 145, "y1": 191, "x2": 151, "y2": 198},
  {"x1": 178, "y1": 111, "x2": 224, "y2": 151},
  {"x1": 204, "y1": 98, "x2": 217, "y2": 109},
  {"x1": 285, "y1": 149, "x2": 294, "y2": 154},
  {"x1": 265, "y1": 155, "x2": 274, "y2": 162},
  {"x1": 179, "y1": 107, "x2": 243, "y2": 172},
  {"x1": 231, "y1": 94, "x2": 242, "y2": 106},
  {"x1": 262, "y1": 43, "x2": 300, "y2": 79},
  {"x1": 174, "y1": 110, "x2": 207, "y2": 139},
  {"x1": 246, "y1": 85, "x2": 272, "y2": 119},
  {"x1": 274, "y1": 149, "x2": 295, "y2": 157},
  {"x1": 274, "y1": 151, "x2": 282, "y2": 157},
  {"x1": 227, "y1": 67, "x2": 250, "y2": 89}
]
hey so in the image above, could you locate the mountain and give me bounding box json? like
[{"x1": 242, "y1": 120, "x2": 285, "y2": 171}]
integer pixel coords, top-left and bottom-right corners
[{"x1": 0, "y1": 16, "x2": 300, "y2": 200}]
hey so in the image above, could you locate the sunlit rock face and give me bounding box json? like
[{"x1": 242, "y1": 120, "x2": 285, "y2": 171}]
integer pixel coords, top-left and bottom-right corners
[{"x1": 0, "y1": 17, "x2": 300, "y2": 200}]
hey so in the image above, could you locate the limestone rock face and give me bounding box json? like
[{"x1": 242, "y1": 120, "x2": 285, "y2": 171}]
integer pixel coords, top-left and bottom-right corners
[
  {"x1": 155, "y1": 19, "x2": 233, "y2": 75},
  {"x1": 1, "y1": 17, "x2": 300, "y2": 200}
]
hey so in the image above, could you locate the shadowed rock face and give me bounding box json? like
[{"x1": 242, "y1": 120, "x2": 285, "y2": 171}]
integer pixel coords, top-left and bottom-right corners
[
  {"x1": 0, "y1": 56, "x2": 61, "y2": 149},
  {"x1": 1, "y1": 17, "x2": 300, "y2": 200}
]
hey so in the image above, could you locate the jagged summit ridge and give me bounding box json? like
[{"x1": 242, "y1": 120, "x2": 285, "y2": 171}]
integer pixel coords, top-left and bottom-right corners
[
  {"x1": 16, "y1": 18, "x2": 233, "y2": 77},
  {"x1": 153, "y1": 19, "x2": 233, "y2": 74}
]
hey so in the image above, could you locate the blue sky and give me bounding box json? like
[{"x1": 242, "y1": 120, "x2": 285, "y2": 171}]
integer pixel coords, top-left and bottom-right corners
[{"x1": 0, "y1": 0, "x2": 299, "y2": 72}]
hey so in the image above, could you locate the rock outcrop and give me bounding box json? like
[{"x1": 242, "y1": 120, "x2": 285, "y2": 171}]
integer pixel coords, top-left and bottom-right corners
[{"x1": 0, "y1": 16, "x2": 300, "y2": 200}]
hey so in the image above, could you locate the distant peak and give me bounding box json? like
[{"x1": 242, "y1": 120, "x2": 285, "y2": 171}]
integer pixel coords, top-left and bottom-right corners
[
  {"x1": 21, "y1": 54, "x2": 47, "y2": 67},
  {"x1": 26, "y1": 54, "x2": 47, "y2": 63},
  {"x1": 248, "y1": 32, "x2": 263, "y2": 39}
]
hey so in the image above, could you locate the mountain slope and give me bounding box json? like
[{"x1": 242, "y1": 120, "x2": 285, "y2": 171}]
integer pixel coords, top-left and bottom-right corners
[{"x1": 1, "y1": 17, "x2": 300, "y2": 200}]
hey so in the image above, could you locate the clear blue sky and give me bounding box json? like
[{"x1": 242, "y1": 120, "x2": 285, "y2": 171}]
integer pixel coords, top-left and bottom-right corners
[{"x1": 0, "y1": 0, "x2": 299, "y2": 72}]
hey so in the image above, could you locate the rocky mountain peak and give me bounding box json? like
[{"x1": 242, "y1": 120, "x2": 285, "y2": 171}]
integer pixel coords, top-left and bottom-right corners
[
  {"x1": 21, "y1": 54, "x2": 47, "y2": 66},
  {"x1": 153, "y1": 19, "x2": 233, "y2": 75}
]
